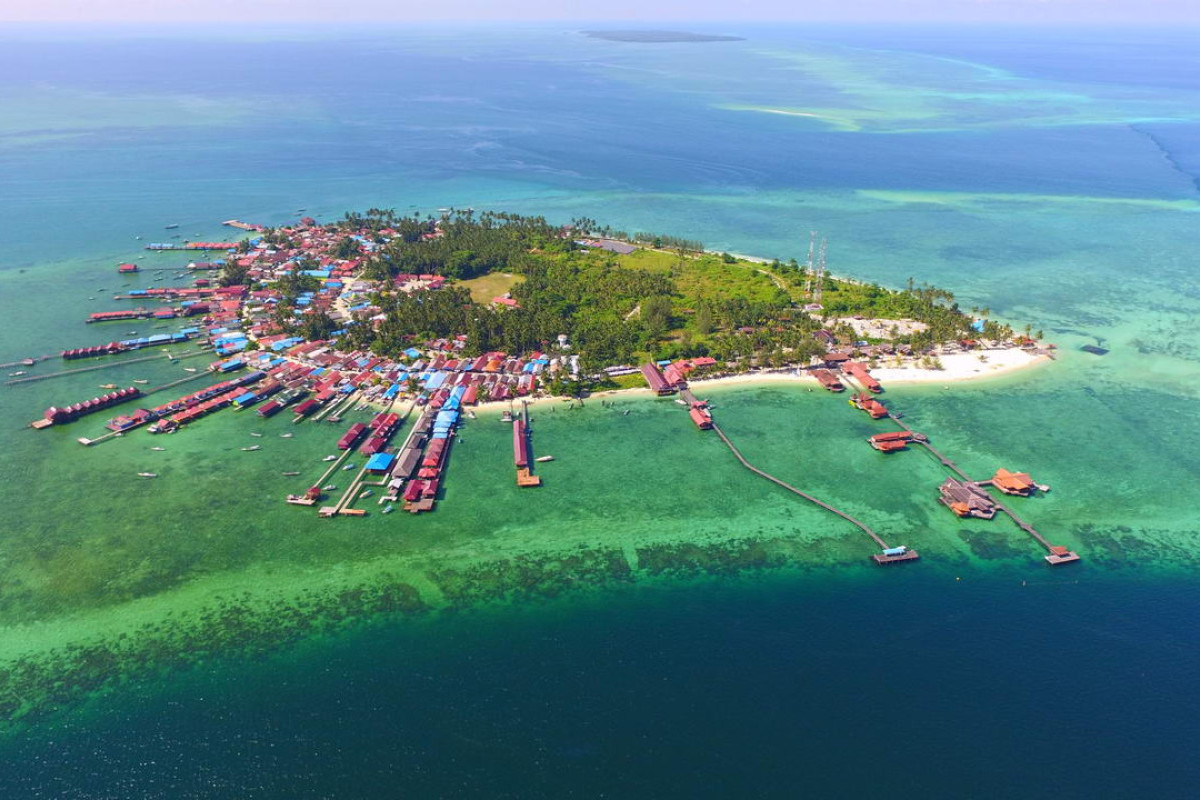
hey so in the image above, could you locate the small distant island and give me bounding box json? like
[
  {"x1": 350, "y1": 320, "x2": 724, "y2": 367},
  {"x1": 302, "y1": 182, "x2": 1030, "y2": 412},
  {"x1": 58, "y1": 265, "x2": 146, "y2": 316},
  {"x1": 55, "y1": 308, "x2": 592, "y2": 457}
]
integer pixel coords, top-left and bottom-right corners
[{"x1": 581, "y1": 30, "x2": 745, "y2": 43}]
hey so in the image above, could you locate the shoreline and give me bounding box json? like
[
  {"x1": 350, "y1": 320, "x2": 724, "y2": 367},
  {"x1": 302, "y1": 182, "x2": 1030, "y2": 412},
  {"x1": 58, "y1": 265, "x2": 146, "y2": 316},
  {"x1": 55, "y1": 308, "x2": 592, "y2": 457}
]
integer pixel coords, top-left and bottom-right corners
[{"x1": 467, "y1": 346, "x2": 1051, "y2": 414}]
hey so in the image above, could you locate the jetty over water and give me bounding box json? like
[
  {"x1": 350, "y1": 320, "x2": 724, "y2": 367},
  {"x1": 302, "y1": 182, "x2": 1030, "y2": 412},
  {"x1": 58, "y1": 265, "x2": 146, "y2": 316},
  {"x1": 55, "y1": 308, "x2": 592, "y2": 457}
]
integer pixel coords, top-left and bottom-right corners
[
  {"x1": 886, "y1": 413, "x2": 1079, "y2": 566},
  {"x1": 678, "y1": 388, "x2": 917, "y2": 565}
]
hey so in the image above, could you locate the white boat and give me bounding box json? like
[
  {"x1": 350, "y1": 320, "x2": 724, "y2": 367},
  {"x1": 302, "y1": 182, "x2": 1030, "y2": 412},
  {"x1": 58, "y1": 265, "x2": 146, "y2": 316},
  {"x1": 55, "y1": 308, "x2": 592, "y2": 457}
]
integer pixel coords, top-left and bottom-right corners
[
  {"x1": 536, "y1": 455, "x2": 554, "y2": 462},
  {"x1": 137, "y1": 472, "x2": 158, "y2": 478},
  {"x1": 241, "y1": 445, "x2": 261, "y2": 452},
  {"x1": 322, "y1": 484, "x2": 337, "y2": 491},
  {"x1": 279, "y1": 432, "x2": 294, "y2": 438},
  {"x1": 282, "y1": 471, "x2": 301, "y2": 476},
  {"x1": 322, "y1": 455, "x2": 338, "y2": 462},
  {"x1": 249, "y1": 432, "x2": 263, "y2": 437},
  {"x1": 382, "y1": 505, "x2": 394, "y2": 515},
  {"x1": 343, "y1": 464, "x2": 356, "y2": 471},
  {"x1": 133, "y1": 379, "x2": 149, "y2": 384},
  {"x1": 183, "y1": 367, "x2": 197, "y2": 373},
  {"x1": 150, "y1": 446, "x2": 166, "y2": 452},
  {"x1": 359, "y1": 489, "x2": 373, "y2": 499},
  {"x1": 8, "y1": 371, "x2": 25, "y2": 377}
]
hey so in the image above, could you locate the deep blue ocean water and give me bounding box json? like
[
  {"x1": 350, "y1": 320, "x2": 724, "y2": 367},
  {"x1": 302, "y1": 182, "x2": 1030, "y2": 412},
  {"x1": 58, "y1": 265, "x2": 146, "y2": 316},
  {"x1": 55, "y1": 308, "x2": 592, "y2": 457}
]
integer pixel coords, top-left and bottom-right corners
[{"x1": 2, "y1": 23, "x2": 1200, "y2": 798}]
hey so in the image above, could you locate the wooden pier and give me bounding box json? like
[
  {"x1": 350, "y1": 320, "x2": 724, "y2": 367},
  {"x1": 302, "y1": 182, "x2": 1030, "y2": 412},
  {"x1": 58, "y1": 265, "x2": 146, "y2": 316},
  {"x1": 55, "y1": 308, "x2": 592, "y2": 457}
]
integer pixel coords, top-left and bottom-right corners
[
  {"x1": 5, "y1": 349, "x2": 208, "y2": 386},
  {"x1": 886, "y1": 413, "x2": 1078, "y2": 565},
  {"x1": 679, "y1": 388, "x2": 917, "y2": 564}
]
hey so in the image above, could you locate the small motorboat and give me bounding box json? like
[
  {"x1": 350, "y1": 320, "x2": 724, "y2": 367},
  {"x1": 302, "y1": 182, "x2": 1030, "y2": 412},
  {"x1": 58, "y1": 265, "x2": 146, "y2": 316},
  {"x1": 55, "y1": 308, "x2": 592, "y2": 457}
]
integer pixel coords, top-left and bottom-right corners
[
  {"x1": 165, "y1": 223, "x2": 180, "y2": 229},
  {"x1": 536, "y1": 455, "x2": 554, "y2": 462},
  {"x1": 133, "y1": 379, "x2": 149, "y2": 384},
  {"x1": 382, "y1": 505, "x2": 394, "y2": 515},
  {"x1": 183, "y1": 367, "x2": 197, "y2": 373},
  {"x1": 342, "y1": 464, "x2": 356, "y2": 471},
  {"x1": 359, "y1": 489, "x2": 373, "y2": 499},
  {"x1": 322, "y1": 455, "x2": 337, "y2": 462},
  {"x1": 322, "y1": 484, "x2": 337, "y2": 491},
  {"x1": 100, "y1": 384, "x2": 118, "y2": 389},
  {"x1": 8, "y1": 371, "x2": 25, "y2": 377},
  {"x1": 150, "y1": 446, "x2": 166, "y2": 452},
  {"x1": 137, "y1": 472, "x2": 158, "y2": 478},
  {"x1": 279, "y1": 432, "x2": 294, "y2": 438},
  {"x1": 241, "y1": 445, "x2": 261, "y2": 452},
  {"x1": 282, "y1": 471, "x2": 301, "y2": 477},
  {"x1": 249, "y1": 432, "x2": 263, "y2": 437}
]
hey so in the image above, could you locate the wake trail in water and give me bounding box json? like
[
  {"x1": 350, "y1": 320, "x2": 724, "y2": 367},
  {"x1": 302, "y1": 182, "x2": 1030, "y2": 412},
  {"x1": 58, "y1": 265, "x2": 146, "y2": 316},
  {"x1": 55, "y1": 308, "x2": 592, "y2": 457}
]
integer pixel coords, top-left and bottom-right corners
[{"x1": 1129, "y1": 124, "x2": 1200, "y2": 198}]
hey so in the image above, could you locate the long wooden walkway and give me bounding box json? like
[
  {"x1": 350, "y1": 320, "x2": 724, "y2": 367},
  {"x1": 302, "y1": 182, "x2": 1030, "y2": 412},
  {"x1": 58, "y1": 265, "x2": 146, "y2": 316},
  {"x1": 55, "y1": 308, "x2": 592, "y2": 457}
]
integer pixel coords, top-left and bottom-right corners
[
  {"x1": 886, "y1": 412, "x2": 1072, "y2": 561},
  {"x1": 679, "y1": 387, "x2": 914, "y2": 562},
  {"x1": 4, "y1": 349, "x2": 208, "y2": 386}
]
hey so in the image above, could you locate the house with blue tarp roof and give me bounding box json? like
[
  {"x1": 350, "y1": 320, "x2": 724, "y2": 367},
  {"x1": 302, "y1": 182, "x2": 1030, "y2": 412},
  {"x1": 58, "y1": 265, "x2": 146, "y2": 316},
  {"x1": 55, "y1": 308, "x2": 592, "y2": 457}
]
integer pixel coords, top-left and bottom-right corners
[
  {"x1": 365, "y1": 453, "x2": 395, "y2": 472},
  {"x1": 404, "y1": 347, "x2": 421, "y2": 359}
]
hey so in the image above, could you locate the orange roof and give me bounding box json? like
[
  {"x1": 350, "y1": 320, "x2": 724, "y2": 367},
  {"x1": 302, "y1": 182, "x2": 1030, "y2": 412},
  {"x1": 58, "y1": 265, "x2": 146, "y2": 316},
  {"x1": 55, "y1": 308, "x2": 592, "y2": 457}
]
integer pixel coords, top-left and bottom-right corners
[{"x1": 993, "y1": 468, "x2": 1034, "y2": 490}]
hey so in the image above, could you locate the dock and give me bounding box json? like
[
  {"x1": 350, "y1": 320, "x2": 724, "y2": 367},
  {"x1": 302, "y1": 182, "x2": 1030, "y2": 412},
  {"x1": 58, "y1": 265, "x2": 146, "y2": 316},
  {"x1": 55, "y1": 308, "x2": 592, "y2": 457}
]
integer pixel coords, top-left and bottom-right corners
[
  {"x1": 678, "y1": 388, "x2": 916, "y2": 565},
  {"x1": 513, "y1": 401, "x2": 542, "y2": 487},
  {"x1": 886, "y1": 413, "x2": 1078, "y2": 565}
]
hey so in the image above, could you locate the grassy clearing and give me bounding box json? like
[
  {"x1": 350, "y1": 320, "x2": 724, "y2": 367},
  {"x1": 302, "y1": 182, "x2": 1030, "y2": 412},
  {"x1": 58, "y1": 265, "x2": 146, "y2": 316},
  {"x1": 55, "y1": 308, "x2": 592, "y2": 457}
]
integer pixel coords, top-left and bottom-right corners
[{"x1": 458, "y1": 272, "x2": 524, "y2": 304}]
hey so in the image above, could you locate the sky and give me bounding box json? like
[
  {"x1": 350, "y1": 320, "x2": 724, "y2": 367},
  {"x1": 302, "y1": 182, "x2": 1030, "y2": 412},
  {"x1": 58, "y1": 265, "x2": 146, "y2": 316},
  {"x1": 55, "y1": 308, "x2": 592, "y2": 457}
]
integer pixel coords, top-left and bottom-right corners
[{"x1": 0, "y1": 0, "x2": 1196, "y2": 25}]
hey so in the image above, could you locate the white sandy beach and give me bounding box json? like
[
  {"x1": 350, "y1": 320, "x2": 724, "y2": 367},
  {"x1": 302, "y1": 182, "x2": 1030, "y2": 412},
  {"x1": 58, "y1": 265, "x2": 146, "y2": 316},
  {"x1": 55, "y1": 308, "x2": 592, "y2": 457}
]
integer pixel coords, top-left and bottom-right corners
[{"x1": 400, "y1": 347, "x2": 1052, "y2": 417}]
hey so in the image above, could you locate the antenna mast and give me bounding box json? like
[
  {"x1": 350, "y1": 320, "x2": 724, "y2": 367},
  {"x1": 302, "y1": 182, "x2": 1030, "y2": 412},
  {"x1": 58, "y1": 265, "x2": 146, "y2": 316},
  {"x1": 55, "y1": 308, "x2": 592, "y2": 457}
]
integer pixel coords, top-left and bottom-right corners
[
  {"x1": 804, "y1": 230, "x2": 817, "y2": 299},
  {"x1": 815, "y1": 237, "x2": 827, "y2": 306}
]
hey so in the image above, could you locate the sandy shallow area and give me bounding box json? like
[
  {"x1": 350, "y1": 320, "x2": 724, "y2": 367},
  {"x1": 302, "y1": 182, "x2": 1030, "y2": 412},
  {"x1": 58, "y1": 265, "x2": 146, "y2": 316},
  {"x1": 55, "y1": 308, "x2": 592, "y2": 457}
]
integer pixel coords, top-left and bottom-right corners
[{"x1": 391, "y1": 347, "x2": 1051, "y2": 415}]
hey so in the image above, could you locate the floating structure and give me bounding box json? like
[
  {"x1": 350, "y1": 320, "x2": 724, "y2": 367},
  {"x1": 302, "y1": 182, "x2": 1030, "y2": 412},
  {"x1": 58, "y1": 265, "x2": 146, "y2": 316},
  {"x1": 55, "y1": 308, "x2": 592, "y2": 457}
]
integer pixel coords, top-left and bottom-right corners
[
  {"x1": 62, "y1": 332, "x2": 190, "y2": 360},
  {"x1": 868, "y1": 430, "x2": 923, "y2": 452},
  {"x1": 144, "y1": 242, "x2": 239, "y2": 251},
  {"x1": 849, "y1": 392, "x2": 888, "y2": 419},
  {"x1": 985, "y1": 468, "x2": 1041, "y2": 496},
  {"x1": 939, "y1": 478, "x2": 997, "y2": 519},
  {"x1": 811, "y1": 369, "x2": 844, "y2": 392},
  {"x1": 688, "y1": 401, "x2": 713, "y2": 430},
  {"x1": 117, "y1": 263, "x2": 139, "y2": 274},
  {"x1": 86, "y1": 308, "x2": 152, "y2": 324},
  {"x1": 36, "y1": 386, "x2": 142, "y2": 428}
]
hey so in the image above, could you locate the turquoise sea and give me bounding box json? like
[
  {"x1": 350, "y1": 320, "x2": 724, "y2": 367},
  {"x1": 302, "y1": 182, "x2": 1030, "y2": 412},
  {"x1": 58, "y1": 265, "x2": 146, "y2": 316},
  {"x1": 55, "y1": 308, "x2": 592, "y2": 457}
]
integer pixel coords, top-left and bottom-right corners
[{"x1": 1, "y1": 22, "x2": 1200, "y2": 797}]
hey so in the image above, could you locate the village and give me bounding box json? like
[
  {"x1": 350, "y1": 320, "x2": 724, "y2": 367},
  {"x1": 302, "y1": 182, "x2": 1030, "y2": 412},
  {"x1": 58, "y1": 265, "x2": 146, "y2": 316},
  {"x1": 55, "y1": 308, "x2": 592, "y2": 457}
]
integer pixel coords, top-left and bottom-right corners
[{"x1": 14, "y1": 211, "x2": 1070, "y2": 564}]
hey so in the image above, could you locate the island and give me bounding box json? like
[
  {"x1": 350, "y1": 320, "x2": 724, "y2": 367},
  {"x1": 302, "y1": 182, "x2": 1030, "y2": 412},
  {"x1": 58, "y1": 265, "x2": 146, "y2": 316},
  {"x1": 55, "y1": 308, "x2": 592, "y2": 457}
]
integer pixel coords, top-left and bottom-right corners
[
  {"x1": 581, "y1": 30, "x2": 745, "y2": 43},
  {"x1": 2, "y1": 207, "x2": 1063, "y2": 724}
]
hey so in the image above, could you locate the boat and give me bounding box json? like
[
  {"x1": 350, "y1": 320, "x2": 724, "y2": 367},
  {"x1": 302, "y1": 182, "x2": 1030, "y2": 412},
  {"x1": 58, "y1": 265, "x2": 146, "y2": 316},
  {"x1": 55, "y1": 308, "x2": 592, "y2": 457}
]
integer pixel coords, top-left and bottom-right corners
[
  {"x1": 100, "y1": 383, "x2": 118, "y2": 390},
  {"x1": 183, "y1": 367, "x2": 197, "y2": 373},
  {"x1": 501, "y1": 411, "x2": 513, "y2": 423},
  {"x1": 133, "y1": 379, "x2": 149, "y2": 385},
  {"x1": 382, "y1": 505, "x2": 394, "y2": 515},
  {"x1": 322, "y1": 455, "x2": 337, "y2": 462},
  {"x1": 282, "y1": 471, "x2": 301, "y2": 476},
  {"x1": 8, "y1": 371, "x2": 25, "y2": 377},
  {"x1": 322, "y1": 484, "x2": 336, "y2": 491},
  {"x1": 165, "y1": 223, "x2": 180, "y2": 230},
  {"x1": 279, "y1": 432, "x2": 294, "y2": 439},
  {"x1": 150, "y1": 446, "x2": 166, "y2": 452},
  {"x1": 467, "y1": 410, "x2": 477, "y2": 419},
  {"x1": 241, "y1": 445, "x2": 261, "y2": 451},
  {"x1": 536, "y1": 455, "x2": 554, "y2": 462},
  {"x1": 343, "y1": 464, "x2": 356, "y2": 471},
  {"x1": 137, "y1": 472, "x2": 158, "y2": 478},
  {"x1": 674, "y1": 398, "x2": 689, "y2": 406},
  {"x1": 359, "y1": 489, "x2": 373, "y2": 499},
  {"x1": 249, "y1": 432, "x2": 263, "y2": 437}
]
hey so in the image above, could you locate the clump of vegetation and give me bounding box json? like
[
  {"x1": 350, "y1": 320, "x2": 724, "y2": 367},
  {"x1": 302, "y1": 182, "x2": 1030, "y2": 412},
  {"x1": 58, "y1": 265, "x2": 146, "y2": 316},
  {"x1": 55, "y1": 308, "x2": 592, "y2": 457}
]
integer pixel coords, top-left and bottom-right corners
[{"x1": 320, "y1": 209, "x2": 1005, "y2": 379}]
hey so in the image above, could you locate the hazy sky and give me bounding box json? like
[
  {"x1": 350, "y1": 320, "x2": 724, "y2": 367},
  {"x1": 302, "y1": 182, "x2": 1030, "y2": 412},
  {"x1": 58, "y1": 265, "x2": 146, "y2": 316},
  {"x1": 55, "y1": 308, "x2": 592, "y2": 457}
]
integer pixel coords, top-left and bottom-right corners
[{"x1": 1, "y1": 0, "x2": 1196, "y2": 25}]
